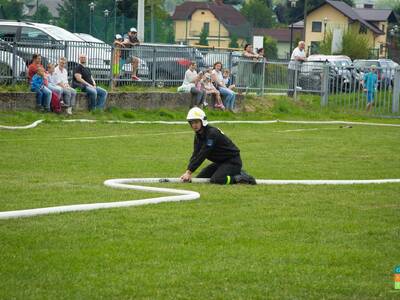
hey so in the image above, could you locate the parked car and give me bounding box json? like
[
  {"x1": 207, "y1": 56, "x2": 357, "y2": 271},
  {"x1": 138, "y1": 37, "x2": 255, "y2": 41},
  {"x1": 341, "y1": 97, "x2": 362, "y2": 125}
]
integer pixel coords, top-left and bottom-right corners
[
  {"x1": 134, "y1": 43, "x2": 207, "y2": 84},
  {"x1": 353, "y1": 59, "x2": 390, "y2": 90},
  {"x1": 298, "y1": 61, "x2": 349, "y2": 93},
  {"x1": 0, "y1": 49, "x2": 26, "y2": 83},
  {"x1": 0, "y1": 21, "x2": 118, "y2": 81},
  {"x1": 307, "y1": 55, "x2": 353, "y2": 91},
  {"x1": 378, "y1": 58, "x2": 398, "y2": 87}
]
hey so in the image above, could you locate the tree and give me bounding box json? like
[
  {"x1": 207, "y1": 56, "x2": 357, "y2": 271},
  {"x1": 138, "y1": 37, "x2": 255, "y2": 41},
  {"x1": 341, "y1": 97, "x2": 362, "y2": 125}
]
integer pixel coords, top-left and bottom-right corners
[
  {"x1": 263, "y1": 35, "x2": 278, "y2": 59},
  {"x1": 241, "y1": 0, "x2": 275, "y2": 28},
  {"x1": 229, "y1": 33, "x2": 239, "y2": 48},
  {"x1": 198, "y1": 26, "x2": 209, "y2": 46},
  {"x1": 34, "y1": 5, "x2": 53, "y2": 23},
  {"x1": 318, "y1": 28, "x2": 370, "y2": 59},
  {"x1": 0, "y1": 0, "x2": 24, "y2": 20}
]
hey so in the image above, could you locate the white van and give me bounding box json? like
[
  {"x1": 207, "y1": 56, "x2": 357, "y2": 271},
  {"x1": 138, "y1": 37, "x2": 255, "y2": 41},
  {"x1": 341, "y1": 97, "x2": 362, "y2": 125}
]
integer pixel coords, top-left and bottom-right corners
[{"x1": 0, "y1": 21, "x2": 144, "y2": 80}]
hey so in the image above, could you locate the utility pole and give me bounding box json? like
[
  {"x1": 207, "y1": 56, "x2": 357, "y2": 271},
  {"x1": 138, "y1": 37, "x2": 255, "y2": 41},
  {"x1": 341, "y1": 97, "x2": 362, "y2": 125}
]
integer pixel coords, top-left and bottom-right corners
[{"x1": 138, "y1": 0, "x2": 145, "y2": 42}]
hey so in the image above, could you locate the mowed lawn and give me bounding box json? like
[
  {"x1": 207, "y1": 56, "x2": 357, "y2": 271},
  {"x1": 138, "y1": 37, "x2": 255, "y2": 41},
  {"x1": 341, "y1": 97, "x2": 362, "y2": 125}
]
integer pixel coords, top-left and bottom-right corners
[{"x1": 0, "y1": 120, "x2": 399, "y2": 299}]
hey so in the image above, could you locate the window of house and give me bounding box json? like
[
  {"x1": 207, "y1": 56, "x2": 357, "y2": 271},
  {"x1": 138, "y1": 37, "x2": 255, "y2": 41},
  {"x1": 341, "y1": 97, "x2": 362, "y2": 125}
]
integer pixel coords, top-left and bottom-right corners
[
  {"x1": 203, "y1": 22, "x2": 210, "y2": 33},
  {"x1": 364, "y1": 4, "x2": 373, "y2": 8},
  {"x1": 382, "y1": 24, "x2": 385, "y2": 32},
  {"x1": 312, "y1": 21, "x2": 322, "y2": 32},
  {"x1": 359, "y1": 24, "x2": 367, "y2": 34}
]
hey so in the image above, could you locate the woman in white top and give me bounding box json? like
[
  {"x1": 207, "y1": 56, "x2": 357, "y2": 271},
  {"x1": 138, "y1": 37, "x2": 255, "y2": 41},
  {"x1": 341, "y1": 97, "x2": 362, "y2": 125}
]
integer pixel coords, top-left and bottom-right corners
[
  {"x1": 178, "y1": 61, "x2": 207, "y2": 107},
  {"x1": 54, "y1": 57, "x2": 77, "y2": 115}
]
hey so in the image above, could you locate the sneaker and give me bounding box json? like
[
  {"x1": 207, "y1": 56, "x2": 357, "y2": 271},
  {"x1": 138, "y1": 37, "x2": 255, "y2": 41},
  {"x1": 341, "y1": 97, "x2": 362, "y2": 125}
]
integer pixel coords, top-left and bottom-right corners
[
  {"x1": 132, "y1": 75, "x2": 141, "y2": 81},
  {"x1": 60, "y1": 101, "x2": 68, "y2": 107},
  {"x1": 234, "y1": 170, "x2": 257, "y2": 185},
  {"x1": 66, "y1": 107, "x2": 73, "y2": 115},
  {"x1": 203, "y1": 101, "x2": 208, "y2": 107}
]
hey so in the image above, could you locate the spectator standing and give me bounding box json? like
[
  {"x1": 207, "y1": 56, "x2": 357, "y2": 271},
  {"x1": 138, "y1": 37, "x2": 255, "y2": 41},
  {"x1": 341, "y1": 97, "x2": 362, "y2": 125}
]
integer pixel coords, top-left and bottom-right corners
[
  {"x1": 363, "y1": 65, "x2": 378, "y2": 112},
  {"x1": 31, "y1": 67, "x2": 51, "y2": 112},
  {"x1": 178, "y1": 62, "x2": 207, "y2": 107},
  {"x1": 238, "y1": 44, "x2": 263, "y2": 92},
  {"x1": 112, "y1": 34, "x2": 125, "y2": 89},
  {"x1": 212, "y1": 62, "x2": 236, "y2": 112},
  {"x1": 122, "y1": 27, "x2": 141, "y2": 81},
  {"x1": 27, "y1": 53, "x2": 44, "y2": 83},
  {"x1": 54, "y1": 57, "x2": 77, "y2": 115},
  {"x1": 288, "y1": 41, "x2": 306, "y2": 96},
  {"x1": 72, "y1": 54, "x2": 108, "y2": 111}
]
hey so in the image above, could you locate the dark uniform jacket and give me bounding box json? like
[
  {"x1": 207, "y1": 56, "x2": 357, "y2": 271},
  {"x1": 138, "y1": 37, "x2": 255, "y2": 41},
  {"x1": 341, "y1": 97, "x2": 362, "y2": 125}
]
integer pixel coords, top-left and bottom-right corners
[{"x1": 188, "y1": 125, "x2": 240, "y2": 172}]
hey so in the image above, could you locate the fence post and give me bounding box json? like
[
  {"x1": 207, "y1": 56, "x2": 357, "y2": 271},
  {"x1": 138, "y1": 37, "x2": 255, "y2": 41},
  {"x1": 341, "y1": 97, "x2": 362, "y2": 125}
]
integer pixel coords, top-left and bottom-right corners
[
  {"x1": 11, "y1": 41, "x2": 17, "y2": 85},
  {"x1": 261, "y1": 58, "x2": 265, "y2": 96},
  {"x1": 293, "y1": 62, "x2": 299, "y2": 101},
  {"x1": 110, "y1": 45, "x2": 114, "y2": 89},
  {"x1": 152, "y1": 47, "x2": 156, "y2": 88},
  {"x1": 321, "y1": 62, "x2": 329, "y2": 107},
  {"x1": 392, "y1": 67, "x2": 400, "y2": 114}
]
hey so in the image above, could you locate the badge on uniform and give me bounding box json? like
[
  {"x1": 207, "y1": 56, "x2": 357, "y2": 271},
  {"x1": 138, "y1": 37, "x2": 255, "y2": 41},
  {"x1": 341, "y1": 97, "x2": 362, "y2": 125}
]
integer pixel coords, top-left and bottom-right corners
[{"x1": 206, "y1": 139, "x2": 214, "y2": 147}]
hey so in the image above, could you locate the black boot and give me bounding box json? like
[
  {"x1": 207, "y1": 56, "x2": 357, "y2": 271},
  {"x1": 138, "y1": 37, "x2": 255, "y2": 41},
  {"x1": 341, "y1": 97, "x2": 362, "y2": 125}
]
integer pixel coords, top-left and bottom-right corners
[{"x1": 234, "y1": 170, "x2": 257, "y2": 185}]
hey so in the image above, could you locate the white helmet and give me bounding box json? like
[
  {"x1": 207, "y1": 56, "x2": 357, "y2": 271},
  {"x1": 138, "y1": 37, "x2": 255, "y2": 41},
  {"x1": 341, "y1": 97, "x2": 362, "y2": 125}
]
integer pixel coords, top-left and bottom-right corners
[{"x1": 186, "y1": 107, "x2": 208, "y2": 126}]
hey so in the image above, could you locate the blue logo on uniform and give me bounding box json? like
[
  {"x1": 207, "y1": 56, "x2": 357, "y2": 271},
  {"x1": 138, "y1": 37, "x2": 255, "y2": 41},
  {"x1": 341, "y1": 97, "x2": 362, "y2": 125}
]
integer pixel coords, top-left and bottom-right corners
[{"x1": 206, "y1": 139, "x2": 214, "y2": 147}]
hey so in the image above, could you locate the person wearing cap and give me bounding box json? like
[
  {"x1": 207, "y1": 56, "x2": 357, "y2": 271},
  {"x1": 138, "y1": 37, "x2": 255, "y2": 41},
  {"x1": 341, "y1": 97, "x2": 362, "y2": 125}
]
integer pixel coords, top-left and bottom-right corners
[
  {"x1": 112, "y1": 34, "x2": 125, "y2": 89},
  {"x1": 180, "y1": 107, "x2": 256, "y2": 185},
  {"x1": 122, "y1": 27, "x2": 141, "y2": 81},
  {"x1": 362, "y1": 65, "x2": 378, "y2": 112}
]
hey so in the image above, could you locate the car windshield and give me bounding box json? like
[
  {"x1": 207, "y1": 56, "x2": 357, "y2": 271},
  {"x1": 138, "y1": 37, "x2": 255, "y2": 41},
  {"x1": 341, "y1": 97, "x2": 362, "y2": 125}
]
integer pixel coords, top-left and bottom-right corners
[
  {"x1": 43, "y1": 26, "x2": 83, "y2": 41},
  {"x1": 355, "y1": 61, "x2": 379, "y2": 68},
  {"x1": 332, "y1": 60, "x2": 350, "y2": 67}
]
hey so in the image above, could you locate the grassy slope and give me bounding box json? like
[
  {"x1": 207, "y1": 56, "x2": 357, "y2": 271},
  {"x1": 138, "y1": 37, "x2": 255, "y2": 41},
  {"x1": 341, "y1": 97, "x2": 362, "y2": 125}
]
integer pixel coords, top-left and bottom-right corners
[{"x1": 0, "y1": 96, "x2": 400, "y2": 299}]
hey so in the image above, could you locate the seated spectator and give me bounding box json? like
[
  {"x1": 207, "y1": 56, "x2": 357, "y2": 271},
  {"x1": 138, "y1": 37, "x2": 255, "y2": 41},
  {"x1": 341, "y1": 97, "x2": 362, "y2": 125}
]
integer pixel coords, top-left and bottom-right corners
[
  {"x1": 223, "y1": 69, "x2": 235, "y2": 90},
  {"x1": 178, "y1": 61, "x2": 207, "y2": 108},
  {"x1": 27, "y1": 53, "x2": 44, "y2": 83},
  {"x1": 212, "y1": 62, "x2": 236, "y2": 112},
  {"x1": 30, "y1": 67, "x2": 51, "y2": 112},
  {"x1": 202, "y1": 72, "x2": 224, "y2": 110},
  {"x1": 46, "y1": 63, "x2": 63, "y2": 100},
  {"x1": 122, "y1": 27, "x2": 141, "y2": 81},
  {"x1": 54, "y1": 57, "x2": 77, "y2": 115},
  {"x1": 72, "y1": 54, "x2": 108, "y2": 111}
]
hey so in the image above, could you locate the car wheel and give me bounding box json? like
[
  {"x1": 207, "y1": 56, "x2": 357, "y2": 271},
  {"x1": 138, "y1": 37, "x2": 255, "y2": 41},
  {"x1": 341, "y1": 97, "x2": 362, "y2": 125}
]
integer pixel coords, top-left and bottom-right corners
[{"x1": 0, "y1": 63, "x2": 12, "y2": 84}]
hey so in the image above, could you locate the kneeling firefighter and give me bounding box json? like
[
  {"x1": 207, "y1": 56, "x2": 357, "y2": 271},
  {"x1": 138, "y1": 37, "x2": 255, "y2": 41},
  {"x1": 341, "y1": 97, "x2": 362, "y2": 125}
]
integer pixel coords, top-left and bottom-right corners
[{"x1": 180, "y1": 107, "x2": 256, "y2": 185}]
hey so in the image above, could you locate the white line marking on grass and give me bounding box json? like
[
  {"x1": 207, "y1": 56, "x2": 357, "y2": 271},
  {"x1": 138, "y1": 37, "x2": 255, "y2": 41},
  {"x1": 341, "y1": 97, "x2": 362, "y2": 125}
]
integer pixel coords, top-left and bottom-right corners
[
  {"x1": 2, "y1": 119, "x2": 400, "y2": 130},
  {"x1": 0, "y1": 131, "x2": 191, "y2": 142},
  {"x1": 273, "y1": 127, "x2": 341, "y2": 133},
  {"x1": 1, "y1": 177, "x2": 400, "y2": 220}
]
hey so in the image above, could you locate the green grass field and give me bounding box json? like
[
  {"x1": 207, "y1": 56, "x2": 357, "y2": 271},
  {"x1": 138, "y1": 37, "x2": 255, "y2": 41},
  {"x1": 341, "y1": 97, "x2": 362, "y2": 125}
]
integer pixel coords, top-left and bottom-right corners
[{"x1": 1, "y1": 107, "x2": 400, "y2": 299}]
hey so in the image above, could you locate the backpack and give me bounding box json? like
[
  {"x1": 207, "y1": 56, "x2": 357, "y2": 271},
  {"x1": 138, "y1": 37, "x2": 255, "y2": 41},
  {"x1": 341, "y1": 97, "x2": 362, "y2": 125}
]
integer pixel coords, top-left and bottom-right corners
[{"x1": 50, "y1": 92, "x2": 62, "y2": 113}]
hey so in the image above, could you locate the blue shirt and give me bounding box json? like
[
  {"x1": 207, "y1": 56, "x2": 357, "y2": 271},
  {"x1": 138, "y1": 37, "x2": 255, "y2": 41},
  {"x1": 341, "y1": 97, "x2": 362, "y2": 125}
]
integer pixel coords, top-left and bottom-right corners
[
  {"x1": 363, "y1": 72, "x2": 377, "y2": 92},
  {"x1": 31, "y1": 74, "x2": 44, "y2": 91}
]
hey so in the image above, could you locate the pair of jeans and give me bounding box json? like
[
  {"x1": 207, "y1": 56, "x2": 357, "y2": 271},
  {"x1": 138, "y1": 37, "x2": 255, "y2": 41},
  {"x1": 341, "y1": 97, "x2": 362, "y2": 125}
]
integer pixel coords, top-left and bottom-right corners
[
  {"x1": 32, "y1": 86, "x2": 51, "y2": 110},
  {"x1": 219, "y1": 87, "x2": 236, "y2": 110},
  {"x1": 62, "y1": 87, "x2": 77, "y2": 107},
  {"x1": 190, "y1": 87, "x2": 206, "y2": 106},
  {"x1": 84, "y1": 85, "x2": 108, "y2": 110}
]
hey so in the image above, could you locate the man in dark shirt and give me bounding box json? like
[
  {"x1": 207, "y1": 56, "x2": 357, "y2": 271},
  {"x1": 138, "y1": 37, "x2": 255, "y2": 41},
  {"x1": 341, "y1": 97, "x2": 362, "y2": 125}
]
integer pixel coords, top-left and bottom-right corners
[
  {"x1": 73, "y1": 54, "x2": 108, "y2": 111},
  {"x1": 180, "y1": 107, "x2": 256, "y2": 185},
  {"x1": 122, "y1": 27, "x2": 141, "y2": 81}
]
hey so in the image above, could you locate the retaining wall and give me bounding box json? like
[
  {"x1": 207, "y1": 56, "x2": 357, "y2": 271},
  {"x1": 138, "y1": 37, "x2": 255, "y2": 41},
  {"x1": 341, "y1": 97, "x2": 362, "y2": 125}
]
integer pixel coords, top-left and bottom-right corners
[{"x1": 0, "y1": 92, "x2": 244, "y2": 111}]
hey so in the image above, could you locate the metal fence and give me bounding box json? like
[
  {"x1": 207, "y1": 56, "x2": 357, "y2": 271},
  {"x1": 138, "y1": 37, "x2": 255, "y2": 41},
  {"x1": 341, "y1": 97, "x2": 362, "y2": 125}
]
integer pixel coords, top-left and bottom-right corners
[{"x1": 0, "y1": 38, "x2": 399, "y2": 115}]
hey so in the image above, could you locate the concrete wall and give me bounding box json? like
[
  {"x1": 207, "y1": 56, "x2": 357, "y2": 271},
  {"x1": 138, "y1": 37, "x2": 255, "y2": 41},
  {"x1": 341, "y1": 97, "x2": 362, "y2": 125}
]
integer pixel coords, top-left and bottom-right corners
[{"x1": 0, "y1": 92, "x2": 244, "y2": 111}]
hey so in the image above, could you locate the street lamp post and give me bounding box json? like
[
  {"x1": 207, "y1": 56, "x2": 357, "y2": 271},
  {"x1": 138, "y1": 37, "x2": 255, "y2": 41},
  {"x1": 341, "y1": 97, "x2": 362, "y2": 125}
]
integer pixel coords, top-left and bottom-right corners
[
  {"x1": 104, "y1": 9, "x2": 109, "y2": 42},
  {"x1": 73, "y1": 0, "x2": 77, "y2": 32},
  {"x1": 289, "y1": 0, "x2": 298, "y2": 57},
  {"x1": 114, "y1": 0, "x2": 122, "y2": 37},
  {"x1": 89, "y1": 2, "x2": 95, "y2": 35},
  {"x1": 323, "y1": 17, "x2": 328, "y2": 42}
]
